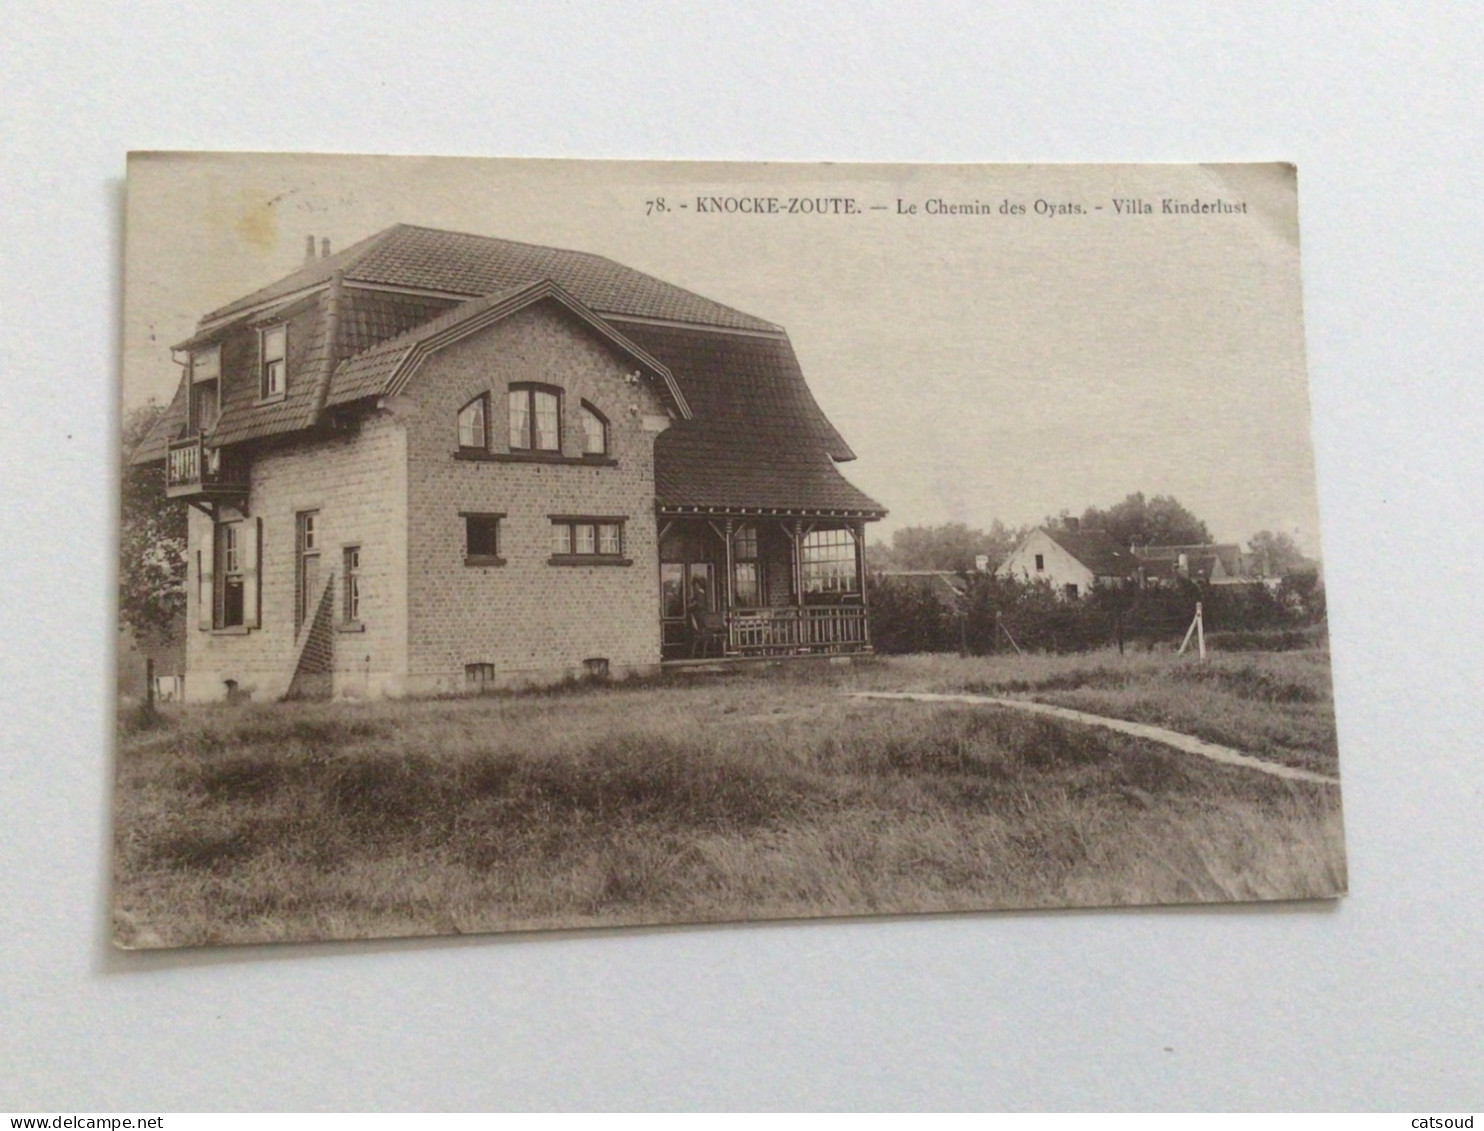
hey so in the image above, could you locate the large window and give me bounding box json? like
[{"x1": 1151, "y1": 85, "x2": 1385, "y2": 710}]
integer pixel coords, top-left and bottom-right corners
[
  {"x1": 579, "y1": 401, "x2": 609, "y2": 456},
  {"x1": 801, "y1": 528, "x2": 858, "y2": 595},
  {"x1": 260, "y1": 325, "x2": 287, "y2": 400},
  {"x1": 189, "y1": 345, "x2": 220, "y2": 435},
  {"x1": 199, "y1": 518, "x2": 260, "y2": 631},
  {"x1": 732, "y1": 523, "x2": 760, "y2": 607},
  {"x1": 457, "y1": 394, "x2": 488, "y2": 450},
  {"x1": 550, "y1": 517, "x2": 626, "y2": 563},
  {"x1": 509, "y1": 384, "x2": 561, "y2": 452}
]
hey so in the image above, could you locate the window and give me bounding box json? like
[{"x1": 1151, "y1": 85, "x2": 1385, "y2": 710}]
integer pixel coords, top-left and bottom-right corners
[
  {"x1": 1064, "y1": 583, "x2": 1079, "y2": 600},
  {"x1": 295, "y1": 510, "x2": 321, "y2": 630},
  {"x1": 343, "y1": 546, "x2": 362, "y2": 622},
  {"x1": 457, "y1": 395, "x2": 488, "y2": 450},
  {"x1": 509, "y1": 384, "x2": 561, "y2": 451},
  {"x1": 198, "y1": 518, "x2": 260, "y2": 631},
  {"x1": 1034, "y1": 553, "x2": 1045, "y2": 572},
  {"x1": 190, "y1": 345, "x2": 220, "y2": 435},
  {"x1": 732, "y1": 523, "x2": 760, "y2": 607},
  {"x1": 580, "y1": 401, "x2": 609, "y2": 456},
  {"x1": 219, "y1": 523, "x2": 244, "y2": 626},
  {"x1": 463, "y1": 513, "x2": 504, "y2": 565},
  {"x1": 550, "y1": 517, "x2": 626, "y2": 563},
  {"x1": 801, "y1": 527, "x2": 859, "y2": 595},
  {"x1": 260, "y1": 325, "x2": 287, "y2": 399},
  {"x1": 465, "y1": 662, "x2": 495, "y2": 690}
]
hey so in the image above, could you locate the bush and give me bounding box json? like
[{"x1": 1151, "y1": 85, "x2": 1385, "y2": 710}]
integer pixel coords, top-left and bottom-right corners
[
  {"x1": 870, "y1": 571, "x2": 1326, "y2": 656},
  {"x1": 867, "y1": 575, "x2": 958, "y2": 653}
]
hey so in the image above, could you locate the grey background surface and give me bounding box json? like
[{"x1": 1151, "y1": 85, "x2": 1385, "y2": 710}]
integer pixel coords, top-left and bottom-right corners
[{"x1": 2, "y1": 2, "x2": 1480, "y2": 1111}]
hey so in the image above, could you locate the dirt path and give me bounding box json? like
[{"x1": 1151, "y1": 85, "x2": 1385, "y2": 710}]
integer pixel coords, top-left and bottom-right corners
[{"x1": 849, "y1": 691, "x2": 1341, "y2": 786}]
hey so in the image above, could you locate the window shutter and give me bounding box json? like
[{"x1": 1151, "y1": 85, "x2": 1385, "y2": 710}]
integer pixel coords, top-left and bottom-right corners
[
  {"x1": 242, "y1": 517, "x2": 262, "y2": 628},
  {"x1": 197, "y1": 546, "x2": 214, "y2": 631}
]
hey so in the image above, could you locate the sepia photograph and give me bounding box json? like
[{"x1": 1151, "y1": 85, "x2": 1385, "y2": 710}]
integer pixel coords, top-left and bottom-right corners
[{"x1": 114, "y1": 154, "x2": 1344, "y2": 948}]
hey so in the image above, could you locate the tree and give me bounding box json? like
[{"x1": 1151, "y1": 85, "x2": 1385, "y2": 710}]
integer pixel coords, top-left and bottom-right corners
[
  {"x1": 870, "y1": 520, "x2": 1025, "y2": 573},
  {"x1": 1247, "y1": 529, "x2": 1310, "y2": 578},
  {"x1": 119, "y1": 403, "x2": 187, "y2": 644},
  {"x1": 1080, "y1": 492, "x2": 1212, "y2": 548}
]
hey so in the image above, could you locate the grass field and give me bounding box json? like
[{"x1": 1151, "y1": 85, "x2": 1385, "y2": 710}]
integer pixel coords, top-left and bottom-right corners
[{"x1": 112, "y1": 649, "x2": 1346, "y2": 948}]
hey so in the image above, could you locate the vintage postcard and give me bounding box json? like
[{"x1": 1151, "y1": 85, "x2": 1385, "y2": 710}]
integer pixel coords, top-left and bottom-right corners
[{"x1": 115, "y1": 155, "x2": 1343, "y2": 948}]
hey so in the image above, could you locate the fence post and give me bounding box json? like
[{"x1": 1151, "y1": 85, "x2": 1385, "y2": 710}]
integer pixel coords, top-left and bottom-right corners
[
  {"x1": 145, "y1": 657, "x2": 155, "y2": 710},
  {"x1": 1196, "y1": 601, "x2": 1206, "y2": 660}
]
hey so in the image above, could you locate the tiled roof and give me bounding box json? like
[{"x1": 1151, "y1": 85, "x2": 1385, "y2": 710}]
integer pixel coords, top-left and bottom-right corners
[
  {"x1": 203, "y1": 224, "x2": 779, "y2": 333},
  {"x1": 209, "y1": 292, "x2": 336, "y2": 447},
  {"x1": 618, "y1": 322, "x2": 855, "y2": 462},
  {"x1": 878, "y1": 571, "x2": 969, "y2": 608},
  {"x1": 326, "y1": 281, "x2": 689, "y2": 415},
  {"x1": 325, "y1": 288, "x2": 532, "y2": 408},
  {"x1": 619, "y1": 321, "x2": 881, "y2": 516},
  {"x1": 1043, "y1": 528, "x2": 1139, "y2": 578},
  {"x1": 655, "y1": 426, "x2": 884, "y2": 515},
  {"x1": 338, "y1": 287, "x2": 460, "y2": 360},
  {"x1": 1134, "y1": 543, "x2": 1245, "y2": 578}
]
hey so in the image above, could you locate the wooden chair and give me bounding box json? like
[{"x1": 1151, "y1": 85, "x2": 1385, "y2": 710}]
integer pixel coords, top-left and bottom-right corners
[{"x1": 689, "y1": 610, "x2": 728, "y2": 658}]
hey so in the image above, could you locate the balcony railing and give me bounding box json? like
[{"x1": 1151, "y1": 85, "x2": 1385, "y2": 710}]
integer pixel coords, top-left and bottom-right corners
[
  {"x1": 727, "y1": 605, "x2": 869, "y2": 655},
  {"x1": 165, "y1": 436, "x2": 247, "y2": 500}
]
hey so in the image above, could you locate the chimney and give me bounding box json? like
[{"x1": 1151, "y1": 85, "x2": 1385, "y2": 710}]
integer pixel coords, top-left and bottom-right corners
[
  {"x1": 1177, "y1": 552, "x2": 1189, "y2": 575},
  {"x1": 320, "y1": 237, "x2": 331, "y2": 259},
  {"x1": 974, "y1": 554, "x2": 989, "y2": 573},
  {"x1": 304, "y1": 235, "x2": 316, "y2": 263},
  {"x1": 1064, "y1": 516, "x2": 1080, "y2": 531}
]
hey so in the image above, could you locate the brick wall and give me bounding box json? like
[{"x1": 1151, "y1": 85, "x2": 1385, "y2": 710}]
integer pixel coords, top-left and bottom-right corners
[
  {"x1": 400, "y1": 301, "x2": 671, "y2": 691},
  {"x1": 183, "y1": 415, "x2": 408, "y2": 701}
]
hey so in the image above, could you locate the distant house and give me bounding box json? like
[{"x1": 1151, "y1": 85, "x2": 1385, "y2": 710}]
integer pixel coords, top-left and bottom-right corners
[
  {"x1": 1132, "y1": 543, "x2": 1248, "y2": 586},
  {"x1": 876, "y1": 569, "x2": 969, "y2": 613},
  {"x1": 996, "y1": 523, "x2": 1138, "y2": 599},
  {"x1": 128, "y1": 224, "x2": 885, "y2": 700}
]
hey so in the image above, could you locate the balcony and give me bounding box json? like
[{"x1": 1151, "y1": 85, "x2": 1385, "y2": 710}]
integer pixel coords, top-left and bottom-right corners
[{"x1": 165, "y1": 436, "x2": 248, "y2": 503}]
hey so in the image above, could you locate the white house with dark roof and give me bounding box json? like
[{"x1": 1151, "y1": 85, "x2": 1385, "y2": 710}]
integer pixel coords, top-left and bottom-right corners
[
  {"x1": 131, "y1": 225, "x2": 885, "y2": 700},
  {"x1": 996, "y1": 523, "x2": 1139, "y2": 599}
]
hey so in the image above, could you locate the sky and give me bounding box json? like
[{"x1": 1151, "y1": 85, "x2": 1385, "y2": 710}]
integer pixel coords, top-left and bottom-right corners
[{"x1": 123, "y1": 155, "x2": 1322, "y2": 554}]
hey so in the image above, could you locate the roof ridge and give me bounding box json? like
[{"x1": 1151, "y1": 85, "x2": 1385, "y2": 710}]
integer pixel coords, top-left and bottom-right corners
[
  {"x1": 201, "y1": 226, "x2": 404, "y2": 324},
  {"x1": 380, "y1": 224, "x2": 781, "y2": 331}
]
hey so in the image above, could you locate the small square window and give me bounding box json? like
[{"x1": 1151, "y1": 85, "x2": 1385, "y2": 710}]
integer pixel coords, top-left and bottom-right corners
[{"x1": 463, "y1": 513, "x2": 504, "y2": 564}]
